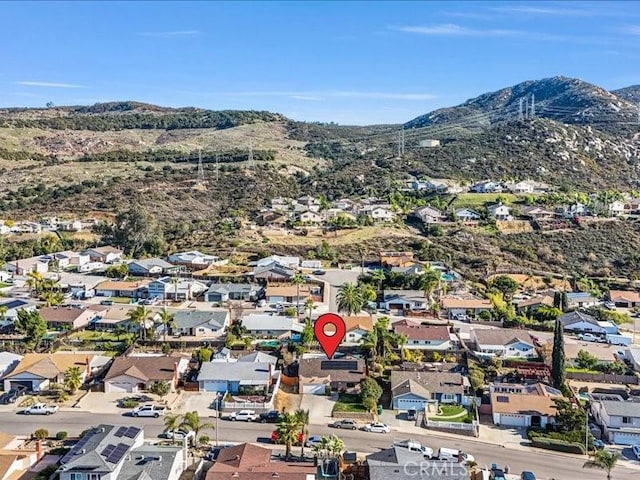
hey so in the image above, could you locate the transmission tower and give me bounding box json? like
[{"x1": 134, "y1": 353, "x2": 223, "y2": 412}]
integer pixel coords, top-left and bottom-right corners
[{"x1": 519, "y1": 98, "x2": 524, "y2": 121}]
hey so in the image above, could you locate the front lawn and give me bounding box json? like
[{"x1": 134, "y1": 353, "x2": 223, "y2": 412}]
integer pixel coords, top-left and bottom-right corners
[
  {"x1": 332, "y1": 393, "x2": 368, "y2": 413},
  {"x1": 428, "y1": 404, "x2": 468, "y2": 422},
  {"x1": 70, "y1": 330, "x2": 134, "y2": 342}
]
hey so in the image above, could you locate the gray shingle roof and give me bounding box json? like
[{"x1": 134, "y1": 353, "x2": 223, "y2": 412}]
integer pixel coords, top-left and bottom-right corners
[
  {"x1": 238, "y1": 352, "x2": 278, "y2": 365},
  {"x1": 173, "y1": 310, "x2": 228, "y2": 330},
  {"x1": 390, "y1": 371, "x2": 466, "y2": 396},
  {"x1": 129, "y1": 258, "x2": 174, "y2": 270},
  {"x1": 559, "y1": 311, "x2": 598, "y2": 327},
  {"x1": 206, "y1": 283, "x2": 257, "y2": 295},
  {"x1": 600, "y1": 400, "x2": 640, "y2": 418},
  {"x1": 198, "y1": 362, "x2": 272, "y2": 384},
  {"x1": 366, "y1": 448, "x2": 470, "y2": 480},
  {"x1": 117, "y1": 445, "x2": 182, "y2": 480}
]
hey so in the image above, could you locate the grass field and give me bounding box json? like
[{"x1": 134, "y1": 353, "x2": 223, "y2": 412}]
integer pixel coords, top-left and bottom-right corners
[
  {"x1": 453, "y1": 193, "x2": 520, "y2": 208},
  {"x1": 332, "y1": 394, "x2": 368, "y2": 413}
]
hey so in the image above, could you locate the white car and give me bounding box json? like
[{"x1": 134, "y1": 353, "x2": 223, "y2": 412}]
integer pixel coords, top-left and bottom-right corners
[
  {"x1": 394, "y1": 439, "x2": 433, "y2": 458},
  {"x1": 131, "y1": 404, "x2": 166, "y2": 418},
  {"x1": 632, "y1": 445, "x2": 640, "y2": 460},
  {"x1": 363, "y1": 423, "x2": 390, "y2": 433},
  {"x1": 305, "y1": 435, "x2": 323, "y2": 448},
  {"x1": 578, "y1": 333, "x2": 600, "y2": 343},
  {"x1": 160, "y1": 429, "x2": 195, "y2": 441},
  {"x1": 228, "y1": 410, "x2": 258, "y2": 422},
  {"x1": 23, "y1": 403, "x2": 58, "y2": 415}
]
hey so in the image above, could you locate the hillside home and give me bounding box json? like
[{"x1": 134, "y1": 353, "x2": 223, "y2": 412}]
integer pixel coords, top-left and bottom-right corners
[
  {"x1": 298, "y1": 211, "x2": 323, "y2": 224},
  {"x1": 491, "y1": 384, "x2": 561, "y2": 428},
  {"x1": 390, "y1": 371, "x2": 471, "y2": 410},
  {"x1": 454, "y1": 208, "x2": 482, "y2": 222},
  {"x1": 367, "y1": 206, "x2": 396, "y2": 223},
  {"x1": 83, "y1": 246, "x2": 123, "y2": 264},
  {"x1": 487, "y1": 202, "x2": 513, "y2": 221},
  {"x1": 470, "y1": 180, "x2": 502, "y2": 193},
  {"x1": 2, "y1": 353, "x2": 109, "y2": 392},
  {"x1": 514, "y1": 295, "x2": 555, "y2": 314},
  {"x1": 471, "y1": 329, "x2": 537, "y2": 358},
  {"x1": 167, "y1": 250, "x2": 225, "y2": 268},
  {"x1": 566, "y1": 291, "x2": 598, "y2": 309},
  {"x1": 56, "y1": 424, "x2": 185, "y2": 480},
  {"x1": 147, "y1": 276, "x2": 208, "y2": 301},
  {"x1": 172, "y1": 310, "x2": 229, "y2": 337},
  {"x1": 343, "y1": 315, "x2": 374, "y2": 343},
  {"x1": 127, "y1": 258, "x2": 180, "y2": 276},
  {"x1": 504, "y1": 180, "x2": 536, "y2": 194},
  {"x1": 380, "y1": 251, "x2": 415, "y2": 268},
  {"x1": 608, "y1": 290, "x2": 640, "y2": 308},
  {"x1": 204, "y1": 282, "x2": 261, "y2": 302},
  {"x1": 197, "y1": 361, "x2": 276, "y2": 395},
  {"x1": 381, "y1": 290, "x2": 429, "y2": 312},
  {"x1": 253, "y1": 255, "x2": 300, "y2": 269},
  {"x1": 414, "y1": 206, "x2": 446, "y2": 224},
  {"x1": 521, "y1": 206, "x2": 557, "y2": 219},
  {"x1": 299, "y1": 356, "x2": 366, "y2": 394},
  {"x1": 607, "y1": 200, "x2": 626, "y2": 217},
  {"x1": 270, "y1": 197, "x2": 291, "y2": 212},
  {"x1": 297, "y1": 195, "x2": 321, "y2": 212},
  {"x1": 39, "y1": 306, "x2": 97, "y2": 330},
  {"x1": 104, "y1": 355, "x2": 189, "y2": 393},
  {"x1": 591, "y1": 395, "x2": 640, "y2": 445},
  {"x1": 559, "y1": 311, "x2": 618, "y2": 335},
  {"x1": 393, "y1": 320, "x2": 455, "y2": 351},
  {"x1": 253, "y1": 262, "x2": 295, "y2": 281},
  {"x1": 333, "y1": 198, "x2": 356, "y2": 211},
  {"x1": 265, "y1": 284, "x2": 312, "y2": 304},
  {"x1": 440, "y1": 297, "x2": 493, "y2": 320},
  {"x1": 5, "y1": 256, "x2": 50, "y2": 275},
  {"x1": 95, "y1": 280, "x2": 150, "y2": 299},
  {"x1": 556, "y1": 202, "x2": 586, "y2": 218}
]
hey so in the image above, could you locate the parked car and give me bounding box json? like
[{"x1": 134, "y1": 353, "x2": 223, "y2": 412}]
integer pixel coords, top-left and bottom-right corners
[
  {"x1": 305, "y1": 435, "x2": 323, "y2": 448},
  {"x1": 577, "y1": 333, "x2": 601, "y2": 343},
  {"x1": 490, "y1": 467, "x2": 506, "y2": 480},
  {"x1": 0, "y1": 386, "x2": 27, "y2": 405},
  {"x1": 393, "y1": 439, "x2": 433, "y2": 458},
  {"x1": 228, "y1": 410, "x2": 258, "y2": 422},
  {"x1": 329, "y1": 419, "x2": 357, "y2": 430},
  {"x1": 258, "y1": 410, "x2": 282, "y2": 423},
  {"x1": 312, "y1": 269, "x2": 326, "y2": 276},
  {"x1": 159, "y1": 429, "x2": 195, "y2": 441},
  {"x1": 521, "y1": 472, "x2": 536, "y2": 480},
  {"x1": 453, "y1": 314, "x2": 468, "y2": 321},
  {"x1": 363, "y1": 423, "x2": 390, "y2": 433},
  {"x1": 437, "y1": 448, "x2": 475, "y2": 464},
  {"x1": 22, "y1": 403, "x2": 58, "y2": 415},
  {"x1": 271, "y1": 430, "x2": 303, "y2": 445},
  {"x1": 131, "y1": 404, "x2": 166, "y2": 417},
  {"x1": 632, "y1": 444, "x2": 640, "y2": 460},
  {"x1": 604, "y1": 301, "x2": 617, "y2": 310},
  {"x1": 100, "y1": 299, "x2": 114, "y2": 306},
  {"x1": 406, "y1": 409, "x2": 417, "y2": 421},
  {"x1": 593, "y1": 439, "x2": 605, "y2": 450}
]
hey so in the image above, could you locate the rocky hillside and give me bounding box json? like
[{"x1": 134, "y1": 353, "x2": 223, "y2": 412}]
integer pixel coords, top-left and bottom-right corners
[{"x1": 614, "y1": 85, "x2": 640, "y2": 103}]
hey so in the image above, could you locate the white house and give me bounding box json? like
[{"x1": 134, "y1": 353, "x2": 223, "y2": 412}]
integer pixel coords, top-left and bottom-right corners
[
  {"x1": 147, "y1": 276, "x2": 208, "y2": 301},
  {"x1": 487, "y1": 203, "x2": 513, "y2": 221},
  {"x1": 0, "y1": 299, "x2": 37, "y2": 321},
  {"x1": 369, "y1": 206, "x2": 396, "y2": 222},
  {"x1": 440, "y1": 296, "x2": 493, "y2": 320},
  {"x1": 419, "y1": 139, "x2": 441, "y2": 148},
  {"x1": 491, "y1": 387, "x2": 560, "y2": 428},
  {"x1": 472, "y1": 329, "x2": 536, "y2": 358},
  {"x1": 607, "y1": 200, "x2": 626, "y2": 217},
  {"x1": 559, "y1": 311, "x2": 609, "y2": 334},
  {"x1": 343, "y1": 315, "x2": 374, "y2": 344},
  {"x1": 381, "y1": 290, "x2": 429, "y2": 312},
  {"x1": 299, "y1": 211, "x2": 324, "y2": 224},
  {"x1": 241, "y1": 314, "x2": 304, "y2": 337},
  {"x1": 167, "y1": 250, "x2": 226, "y2": 268},
  {"x1": 83, "y1": 246, "x2": 123, "y2": 264},
  {"x1": 414, "y1": 206, "x2": 446, "y2": 224},
  {"x1": 565, "y1": 292, "x2": 599, "y2": 309},
  {"x1": 394, "y1": 320, "x2": 454, "y2": 351},
  {"x1": 471, "y1": 181, "x2": 502, "y2": 193},
  {"x1": 591, "y1": 395, "x2": 640, "y2": 445},
  {"x1": 454, "y1": 208, "x2": 482, "y2": 222},
  {"x1": 253, "y1": 255, "x2": 300, "y2": 269},
  {"x1": 172, "y1": 310, "x2": 229, "y2": 337},
  {"x1": 505, "y1": 180, "x2": 535, "y2": 194}
]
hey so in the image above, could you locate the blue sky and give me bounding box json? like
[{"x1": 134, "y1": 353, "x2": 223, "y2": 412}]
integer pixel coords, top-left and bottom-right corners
[{"x1": 1, "y1": 1, "x2": 640, "y2": 124}]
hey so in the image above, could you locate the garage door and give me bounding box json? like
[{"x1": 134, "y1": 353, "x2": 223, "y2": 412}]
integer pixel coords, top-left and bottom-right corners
[
  {"x1": 498, "y1": 414, "x2": 527, "y2": 427},
  {"x1": 302, "y1": 384, "x2": 326, "y2": 395},
  {"x1": 202, "y1": 381, "x2": 227, "y2": 393},
  {"x1": 612, "y1": 431, "x2": 640, "y2": 445},
  {"x1": 9, "y1": 380, "x2": 33, "y2": 391},
  {"x1": 107, "y1": 382, "x2": 133, "y2": 393},
  {"x1": 397, "y1": 399, "x2": 427, "y2": 411}
]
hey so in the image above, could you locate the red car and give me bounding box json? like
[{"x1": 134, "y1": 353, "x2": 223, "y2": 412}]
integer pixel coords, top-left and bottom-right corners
[{"x1": 271, "y1": 430, "x2": 304, "y2": 445}]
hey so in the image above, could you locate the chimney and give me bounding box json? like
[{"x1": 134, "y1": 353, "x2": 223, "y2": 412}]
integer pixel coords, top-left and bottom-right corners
[
  {"x1": 36, "y1": 440, "x2": 43, "y2": 460},
  {"x1": 85, "y1": 357, "x2": 91, "y2": 379}
]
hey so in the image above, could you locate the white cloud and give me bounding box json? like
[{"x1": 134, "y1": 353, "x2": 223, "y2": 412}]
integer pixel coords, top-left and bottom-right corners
[
  {"x1": 619, "y1": 24, "x2": 640, "y2": 35},
  {"x1": 136, "y1": 30, "x2": 201, "y2": 37},
  {"x1": 392, "y1": 24, "x2": 521, "y2": 36},
  {"x1": 491, "y1": 6, "x2": 594, "y2": 16},
  {"x1": 290, "y1": 95, "x2": 323, "y2": 101},
  {"x1": 15, "y1": 81, "x2": 87, "y2": 89}
]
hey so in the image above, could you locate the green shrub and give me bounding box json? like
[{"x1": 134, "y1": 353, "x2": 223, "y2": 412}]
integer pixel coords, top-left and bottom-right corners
[
  {"x1": 530, "y1": 437, "x2": 585, "y2": 454},
  {"x1": 56, "y1": 431, "x2": 68, "y2": 440},
  {"x1": 121, "y1": 399, "x2": 139, "y2": 408},
  {"x1": 33, "y1": 429, "x2": 49, "y2": 440}
]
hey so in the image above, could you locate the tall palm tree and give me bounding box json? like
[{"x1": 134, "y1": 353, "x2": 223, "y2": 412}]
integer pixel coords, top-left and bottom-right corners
[
  {"x1": 275, "y1": 412, "x2": 300, "y2": 459},
  {"x1": 291, "y1": 272, "x2": 305, "y2": 321},
  {"x1": 294, "y1": 409, "x2": 310, "y2": 456},
  {"x1": 163, "y1": 413, "x2": 182, "y2": 445},
  {"x1": 361, "y1": 327, "x2": 379, "y2": 362},
  {"x1": 370, "y1": 269, "x2": 386, "y2": 294},
  {"x1": 126, "y1": 305, "x2": 153, "y2": 341},
  {"x1": 304, "y1": 298, "x2": 315, "y2": 320},
  {"x1": 180, "y1": 411, "x2": 214, "y2": 446},
  {"x1": 419, "y1": 268, "x2": 441, "y2": 301},
  {"x1": 158, "y1": 308, "x2": 175, "y2": 343},
  {"x1": 25, "y1": 271, "x2": 44, "y2": 296},
  {"x1": 336, "y1": 283, "x2": 364, "y2": 315},
  {"x1": 328, "y1": 435, "x2": 345, "y2": 458},
  {"x1": 583, "y1": 450, "x2": 619, "y2": 480},
  {"x1": 63, "y1": 366, "x2": 83, "y2": 393}
]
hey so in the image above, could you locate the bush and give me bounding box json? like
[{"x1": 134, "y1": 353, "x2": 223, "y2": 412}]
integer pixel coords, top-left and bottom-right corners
[
  {"x1": 33, "y1": 429, "x2": 49, "y2": 440},
  {"x1": 530, "y1": 437, "x2": 585, "y2": 454},
  {"x1": 56, "y1": 431, "x2": 68, "y2": 440},
  {"x1": 121, "y1": 399, "x2": 139, "y2": 408}
]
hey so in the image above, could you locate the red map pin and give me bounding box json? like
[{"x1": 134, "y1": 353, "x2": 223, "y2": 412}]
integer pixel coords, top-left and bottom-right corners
[{"x1": 314, "y1": 313, "x2": 346, "y2": 360}]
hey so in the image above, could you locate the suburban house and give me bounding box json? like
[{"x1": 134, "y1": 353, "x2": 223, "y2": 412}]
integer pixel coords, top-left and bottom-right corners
[
  {"x1": 299, "y1": 356, "x2": 366, "y2": 394},
  {"x1": 253, "y1": 255, "x2": 300, "y2": 269},
  {"x1": 127, "y1": 258, "x2": 180, "y2": 276},
  {"x1": 606, "y1": 200, "x2": 626, "y2": 217},
  {"x1": 0, "y1": 431, "x2": 45, "y2": 480},
  {"x1": 205, "y1": 443, "x2": 316, "y2": 480},
  {"x1": 0, "y1": 352, "x2": 22, "y2": 378},
  {"x1": 391, "y1": 262, "x2": 428, "y2": 276},
  {"x1": 381, "y1": 290, "x2": 429, "y2": 313},
  {"x1": 367, "y1": 206, "x2": 396, "y2": 223},
  {"x1": 471, "y1": 329, "x2": 537, "y2": 359},
  {"x1": 393, "y1": 320, "x2": 455, "y2": 351},
  {"x1": 168, "y1": 250, "x2": 226, "y2": 269},
  {"x1": 487, "y1": 203, "x2": 513, "y2": 221},
  {"x1": 172, "y1": 310, "x2": 229, "y2": 337},
  {"x1": 5, "y1": 256, "x2": 49, "y2": 275},
  {"x1": 91, "y1": 306, "x2": 158, "y2": 332},
  {"x1": 39, "y1": 306, "x2": 97, "y2": 330},
  {"x1": 298, "y1": 211, "x2": 324, "y2": 224},
  {"x1": 556, "y1": 202, "x2": 587, "y2": 219},
  {"x1": 147, "y1": 277, "x2": 208, "y2": 301},
  {"x1": 440, "y1": 297, "x2": 493, "y2": 320},
  {"x1": 608, "y1": 290, "x2": 640, "y2": 308},
  {"x1": 470, "y1": 180, "x2": 502, "y2": 193},
  {"x1": 241, "y1": 314, "x2": 304, "y2": 338},
  {"x1": 197, "y1": 361, "x2": 277, "y2": 395},
  {"x1": 490, "y1": 383, "x2": 561, "y2": 428},
  {"x1": 591, "y1": 394, "x2": 640, "y2": 444},
  {"x1": 83, "y1": 246, "x2": 123, "y2": 264},
  {"x1": 0, "y1": 299, "x2": 37, "y2": 321},
  {"x1": 390, "y1": 371, "x2": 472, "y2": 410},
  {"x1": 94, "y1": 280, "x2": 150, "y2": 299},
  {"x1": 454, "y1": 208, "x2": 482, "y2": 222},
  {"x1": 265, "y1": 284, "x2": 312, "y2": 304},
  {"x1": 103, "y1": 355, "x2": 189, "y2": 393},
  {"x1": 204, "y1": 283, "x2": 262, "y2": 302},
  {"x1": 566, "y1": 291, "x2": 598, "y2": 309},
  {"x1": 366, "y1": 447, "x2": 470, "y2": 480},
  {"x1": 559, "y1": 311, "x2": 618, "y2": 335},
  {"x1": 380, "y1": 251, "x2": 415, "y2": 269},
  {"x1": 343, "y1": 315, "x2": 374, "y2": 343},
  {"x1": 514, "y1": 295, "x2": 554, "y2": 314},
  {"x1": 413, "y1": 206, "x2": 446, "y2": 224},
  {"x1": 57, "y1": 424, "x2": 185, "y2": 480},
  {"x1": 2, "y1": 353, "x2": 109, "y2": 392},
  {"x1": 253, "y1": 262, "x2": 295, "y2": 281},
  {"x1": 521, "y1": 206, "x2": 557, "y2": 220}
]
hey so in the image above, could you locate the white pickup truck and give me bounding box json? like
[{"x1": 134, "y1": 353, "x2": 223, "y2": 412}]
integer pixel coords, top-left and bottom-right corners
[
  {"x1": 131, "y1": 404, "x2": 166, "y2": 418},
  {"x1": 23, "y1": 403, "x2": 59, "y2": 415}
]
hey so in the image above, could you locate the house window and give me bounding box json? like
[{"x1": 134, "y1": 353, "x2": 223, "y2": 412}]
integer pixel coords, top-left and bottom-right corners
[
  {"x1": 623, "y1": 416, "x2": 632, "y2": 424},
  {"x1": 441, "y1": 393, "x2": 455, "y2": 402},
  {"x1": 88, "y1": 475, "x2": 101, "y2": 480},
  {"x1": 69, "y1": 474, "x2": 83, "y2": 480}
]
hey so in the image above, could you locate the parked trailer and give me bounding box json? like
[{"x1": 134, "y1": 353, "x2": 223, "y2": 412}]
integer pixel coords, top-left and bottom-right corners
[{"x1": 607, "y1": 334, "x2": 632, "y2": 346}]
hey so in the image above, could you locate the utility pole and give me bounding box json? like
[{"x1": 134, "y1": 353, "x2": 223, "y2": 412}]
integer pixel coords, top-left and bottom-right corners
[
  {"x1": 637, "y1": 103, "x2": 640, "y2": 125},
  {"x1": 401, "y1": 127, "x2": 405, "y2": 156},
  {"x1": 531, "y1": 93, "x2": 535, "y2": 118},
  {"x1": 215, "y1": 152, "x2": 219, "y2": 182},
  {"x1": 196, "y1": 149, "x2": 205, "y2": 185}
]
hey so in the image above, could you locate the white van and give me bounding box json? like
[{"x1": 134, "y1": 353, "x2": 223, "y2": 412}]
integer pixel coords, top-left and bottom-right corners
[{"x1": 437, "y1": 448, "x2": 475, "y2": 463}]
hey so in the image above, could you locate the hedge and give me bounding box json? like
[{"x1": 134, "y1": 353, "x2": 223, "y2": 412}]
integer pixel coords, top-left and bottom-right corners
[{"x1": 531, "y1": 437, "x2": 585, "y2": 454}]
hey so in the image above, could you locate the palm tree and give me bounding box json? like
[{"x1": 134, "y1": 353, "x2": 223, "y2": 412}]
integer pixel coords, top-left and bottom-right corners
[
  {"x1": 179, "y1": 411, "x2": 214, "y2": 446},
  {"x1": 126, "y1": 305, "x2": 153, "y2": 341},
  {"x1": 275, "y1": 412, "x2": 300, "y2": 459},
  {"x1": 371, "y1": 269, "x2": 386, "y2": 294},
  {"x1": 336, "y1": 283, "x2": 364, "y2": 315},
  {"x1": 583, "y1": 450, "x2": 619, "y2": 480},
  {"x1": 170, "y1": 276, "x2": 179, "y2": 302},
  {"x1": 328, "y1": 435, "x2": 345, "y2": 458},
  {"x1": 291, "y1": 272, "x2": 305, "y2": 321},
  {"x1": 26, "y1": 271, "x2": 44, "y2": 296},
  {"x1": 294, "y1": 409, "x2": 310, "y2": 456},
  {"x1": 0, "y1": 305, "x2": 7, "y2": 320},
  {"x1": 163, "y1": 413, "x2": 182, "y2": 445},
  {"x1": 158, "y1": 308, "x2": 175, "y2": 343},
  {"x1": 362, "y1": 327, "x2": 379, "y2": 361},
  {"x1": 304, "y1": 298, "x2": 315, "y2": 320},
  {"x1": 63, "y1": 366, "x2": 83, "y2": 393},
  {"x1": 419, "y1": 268, "x2": 440, "y2": 301},
  {"x1": 113, "y1": 325, "x2": 128, "y2": 341}
]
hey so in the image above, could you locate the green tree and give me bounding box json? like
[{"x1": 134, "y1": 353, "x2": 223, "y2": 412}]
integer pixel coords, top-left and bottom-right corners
[
  {"x1": 419, "y1": 268, "x2": 441, "y2": 300},
  {"x1": 126, "y1": 305, "x2": 153, "y2": 341},
  {"x1": 490, "y1": 275, "x2": 519, "y2": 301},
  {"x1": 158, "y1": 308, "x2": 175, "y2": 343},
  {"x1": 294, "y1": 409, "x2": 310, "y2": 456},
  {"x1": 576, "y1": 349, "x2": 599, "y2": 371},
  {"x1": 535, "y1": 305, "x2": 562, "y2": 322},
  {"x1": 149, "y1": 380, "x2": 171, "y2": 398},
  {"x1": 357, "y1": 283, "x2": 377, "y2": 305},
  {"x1": 14, "y1": 309, "x2": 48, "y2": 349},
  {"x1": 163, "y1": 413, "x2": 181, "y2": 445},
  {"x1": 291, "y1": 272, "x2": 305, "y2": 321},
  {"x1": 360, "y1": 377, "x2": 383, "y2": 412},
  {"x1": 552, "y1": 320, "x2": 566, "y2": 390},
  {"x1": 33, "y1": 429, "x2": 49, "y2": 440},
  {"x1": 105, "y1": 264, "x2": 128, "y2": 278},
  {"x1": 112, "y1": 206, "x2": 161, "y2": 257},
  {"x1": 63, "y1": 366, "x2": 83, "y2": 393},
  {"x1": 179, "y1": 411, "x2": 214, "y2": 446},
  {"x1": 113, "y1": 325, "x2": 128, "y2": 341},
  {"x1": 336, "y1": 282, "x2": 364, "y2": 315},
  {"x1": 370, "y1": 269, "x2": 386, "y2": 293},
  {"x1": 304, "y1": 298, "x2": 315, "y2": 319},
  {"x1": 301, "y1": 319, "x2": 314, "y2": 347},
  {"x1": 194, "y1": 347, "x2": 213, "y2": 363},
  {"x1": 275, "y1": 412, "x2": 301, "y2": 459},
  {"x1": 583, "y1": 449, "x2": 619, "y2": 480},
  {"x1": 25, "y1": 271, "x2": 45, "y2": 296}
]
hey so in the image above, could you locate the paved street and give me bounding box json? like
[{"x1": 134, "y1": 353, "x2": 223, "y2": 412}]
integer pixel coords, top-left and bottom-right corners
[{"x1": 4, "y1": 410, "x2": 638, "y2": 480}]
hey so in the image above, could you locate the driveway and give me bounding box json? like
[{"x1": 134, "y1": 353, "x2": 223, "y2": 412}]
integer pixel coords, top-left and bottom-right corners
[{"x1": 300, "y1": 393, "x2": 336, "y2": 425}]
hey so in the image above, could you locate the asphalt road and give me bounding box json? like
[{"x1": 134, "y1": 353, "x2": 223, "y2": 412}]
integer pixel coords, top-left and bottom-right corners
[{"x1": 7, "y1": 411, "x2": 638, "y2": 480}]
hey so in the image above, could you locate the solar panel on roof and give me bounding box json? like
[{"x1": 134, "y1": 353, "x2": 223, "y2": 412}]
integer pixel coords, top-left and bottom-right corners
[
  {"x1": 101, "y1": 444, "x2": 116, "y2": 457},
  {"x1": 124, "y1": 427, "x2": 140, "y2": 438},
  {"x1": 321, "y1": 360, "x2": 358, "y2": 371},
  {"x1": 61, "y1": 433, "x2": 93, "y2": 464},
  {"x1": 106, "y1": 443, "x2": 129, "y2": 464},
  {"x1": 114, "y1": 426, "x2": 127, "y2": 437}
]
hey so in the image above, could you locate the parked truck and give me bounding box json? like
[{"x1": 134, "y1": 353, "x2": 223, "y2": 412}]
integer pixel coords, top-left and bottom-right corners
[{"x1": 607, "y1": 334, "x2": 632, "y2": 346}]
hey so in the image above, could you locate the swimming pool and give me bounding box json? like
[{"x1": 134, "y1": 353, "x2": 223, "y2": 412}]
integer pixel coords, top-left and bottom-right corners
[{"x1": 441, "y1": 273, "x2": 455, "y2": 282}]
